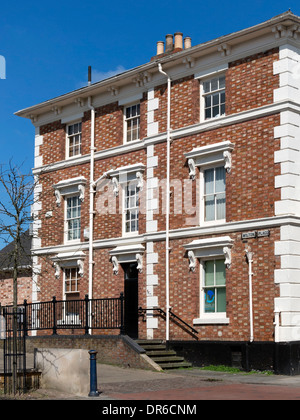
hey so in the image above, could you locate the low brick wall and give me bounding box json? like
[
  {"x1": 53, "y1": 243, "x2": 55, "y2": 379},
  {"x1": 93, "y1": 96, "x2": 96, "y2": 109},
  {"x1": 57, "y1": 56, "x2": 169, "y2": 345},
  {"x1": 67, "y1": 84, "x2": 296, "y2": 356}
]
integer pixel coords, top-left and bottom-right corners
[{"x1": 25, "y1": 334, "x2": 159, "y2": 371}]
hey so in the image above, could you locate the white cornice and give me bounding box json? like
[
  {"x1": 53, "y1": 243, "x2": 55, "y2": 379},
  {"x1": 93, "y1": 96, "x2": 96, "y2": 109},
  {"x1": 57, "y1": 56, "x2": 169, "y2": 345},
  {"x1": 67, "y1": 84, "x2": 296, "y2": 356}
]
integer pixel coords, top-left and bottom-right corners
[
  {"x1": 31, "y1": 215, "x2": 300, "y2": 256},
  {"x1": 32, "y1": 100, "x2": 299, "y2": 175}
]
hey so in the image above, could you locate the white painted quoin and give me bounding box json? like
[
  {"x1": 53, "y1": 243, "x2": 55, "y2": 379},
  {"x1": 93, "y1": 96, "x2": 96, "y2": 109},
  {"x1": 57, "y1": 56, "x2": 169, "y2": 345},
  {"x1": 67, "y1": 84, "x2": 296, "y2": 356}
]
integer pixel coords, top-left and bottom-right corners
[{"x1": 274, "y1": 41, "x2": 300, "y2": 342}]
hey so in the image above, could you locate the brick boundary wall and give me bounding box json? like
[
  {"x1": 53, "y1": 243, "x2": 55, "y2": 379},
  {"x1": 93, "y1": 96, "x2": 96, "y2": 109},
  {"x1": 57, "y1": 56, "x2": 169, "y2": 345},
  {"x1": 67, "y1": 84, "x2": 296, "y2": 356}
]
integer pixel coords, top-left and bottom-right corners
[{"x1": 22, "y1": 334, "x2": 160, "y2": 371}]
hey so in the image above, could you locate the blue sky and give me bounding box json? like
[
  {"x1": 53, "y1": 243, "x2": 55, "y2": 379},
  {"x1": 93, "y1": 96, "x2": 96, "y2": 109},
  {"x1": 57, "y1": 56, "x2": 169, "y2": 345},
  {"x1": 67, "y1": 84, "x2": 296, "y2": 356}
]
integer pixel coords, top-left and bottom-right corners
[
  {"x1": 0, "y1": 0, "x2": 299, "y2": 246},
  {"x1": 1, "y1": 0, "x2": 300, "y2": 173}
]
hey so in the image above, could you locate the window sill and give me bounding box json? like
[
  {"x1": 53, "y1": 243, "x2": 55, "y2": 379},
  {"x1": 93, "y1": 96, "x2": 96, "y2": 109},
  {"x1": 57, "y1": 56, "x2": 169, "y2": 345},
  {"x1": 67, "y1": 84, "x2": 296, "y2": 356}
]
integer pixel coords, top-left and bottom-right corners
[
  {"x1": 201, "y1": 115, "x2": 226, "y2": 124},
  {"x1": 66, "y1": 154, "x2": 82, "y2": 160},
  {"x1": 122, "y1": 231, "x2": 139, "y2": 238},
  {"x1": 124, "y1": 139, "x2": 141, "y2": 145},
  {"x1": 201, "y1": 219, "x2": 226, "y2": 227},
  {"x1": 64, "y1": 239, "x2": 81, "y2": 246},
  {"x1": 193, "y1": 317, "x2": 229, "y2": 325}
]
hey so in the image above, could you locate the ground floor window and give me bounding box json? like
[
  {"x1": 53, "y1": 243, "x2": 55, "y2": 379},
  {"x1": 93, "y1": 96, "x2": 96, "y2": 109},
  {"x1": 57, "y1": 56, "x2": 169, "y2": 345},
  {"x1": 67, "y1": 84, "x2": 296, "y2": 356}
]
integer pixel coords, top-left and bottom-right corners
[
  {"x1": 203, "y1": 259, "x2": 226, "y2": 314},
  {"x1": 64, "y1": 267, "x2": 80, "y2": 315}
]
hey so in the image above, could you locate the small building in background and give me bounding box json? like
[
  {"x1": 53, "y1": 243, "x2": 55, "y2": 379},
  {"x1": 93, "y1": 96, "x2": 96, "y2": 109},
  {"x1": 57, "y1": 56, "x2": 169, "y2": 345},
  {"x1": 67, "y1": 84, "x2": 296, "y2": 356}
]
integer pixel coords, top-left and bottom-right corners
[{"x1": 0, "y1": 231, "x2": 32, "y2": 306}]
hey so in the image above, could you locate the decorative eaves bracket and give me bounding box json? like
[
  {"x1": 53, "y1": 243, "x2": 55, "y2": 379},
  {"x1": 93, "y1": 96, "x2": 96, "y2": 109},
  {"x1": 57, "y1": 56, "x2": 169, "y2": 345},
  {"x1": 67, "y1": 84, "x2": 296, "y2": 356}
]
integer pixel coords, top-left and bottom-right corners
[
  {"x1": 272, "y1": 24, "x2": 300, "y2": 40},
  {"x1": 218, "y1": 43, "x2": 231, "y2": 57}
]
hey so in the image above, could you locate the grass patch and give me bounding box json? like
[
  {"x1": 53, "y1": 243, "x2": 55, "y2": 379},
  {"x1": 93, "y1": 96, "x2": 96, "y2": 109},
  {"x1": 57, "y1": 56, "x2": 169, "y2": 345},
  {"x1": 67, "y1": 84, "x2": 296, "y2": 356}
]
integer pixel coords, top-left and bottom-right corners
[
  {"x1": 200, "y1": 365, "x2": 243, "y2": 374},
  {"x1": 199, "y1": 365, "x2": 273, "y2": 375}
]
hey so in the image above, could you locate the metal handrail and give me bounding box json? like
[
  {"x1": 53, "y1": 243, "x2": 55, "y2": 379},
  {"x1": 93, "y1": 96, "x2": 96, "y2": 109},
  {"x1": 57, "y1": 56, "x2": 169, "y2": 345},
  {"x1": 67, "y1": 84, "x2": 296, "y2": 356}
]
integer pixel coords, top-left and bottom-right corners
[{"x1": 139, "y1": 307, "x2": 198, "y2": 336}]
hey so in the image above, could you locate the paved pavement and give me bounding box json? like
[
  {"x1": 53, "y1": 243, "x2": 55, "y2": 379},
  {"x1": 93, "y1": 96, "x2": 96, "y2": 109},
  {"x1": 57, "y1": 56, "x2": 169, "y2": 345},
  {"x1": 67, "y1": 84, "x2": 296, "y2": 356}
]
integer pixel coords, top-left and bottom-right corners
[
  {"x1": 96, "y1": 364, "x2": 300, "y2": 401},
  {"x1": 1, "y1": 350, "x2": 300, "y2": 400},
  {"x1": 2, "y1": 362, "x2": 300, "y2": 400}
]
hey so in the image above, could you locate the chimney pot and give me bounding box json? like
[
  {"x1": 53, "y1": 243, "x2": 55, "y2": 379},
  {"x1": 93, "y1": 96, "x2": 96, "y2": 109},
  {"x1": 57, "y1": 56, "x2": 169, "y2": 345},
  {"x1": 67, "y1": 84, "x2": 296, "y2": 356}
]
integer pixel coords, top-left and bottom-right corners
[
  {"x1": 174, "y1": 32, "x2": 183, "y2": 50},
  {"x1": 156, "y1": 41, "x2": 164, "y2": 55},
  {"x1": 165, "y1": 34, "x2": 173, "y2": 52},
  {"x1": 184, "y1": 37, "x2": 192, "y2": 49}
]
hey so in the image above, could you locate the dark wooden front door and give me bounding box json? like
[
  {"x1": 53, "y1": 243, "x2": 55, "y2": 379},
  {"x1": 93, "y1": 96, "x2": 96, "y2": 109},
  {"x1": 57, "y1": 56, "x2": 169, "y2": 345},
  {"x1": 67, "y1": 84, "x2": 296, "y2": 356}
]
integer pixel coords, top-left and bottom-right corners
[{"x1": 124, "y1": 263, "x2": 138, "y2": 338}]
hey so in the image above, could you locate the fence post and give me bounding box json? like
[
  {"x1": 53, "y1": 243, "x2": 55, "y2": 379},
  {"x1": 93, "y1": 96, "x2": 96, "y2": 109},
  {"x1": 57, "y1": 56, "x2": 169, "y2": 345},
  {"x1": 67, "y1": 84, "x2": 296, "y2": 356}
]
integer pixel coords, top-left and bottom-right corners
[
  {"x1": 85, "y1": 294, "x2": 89, "y2": 335},
  {"x1": 52, "y1": 296, "x2": 57, "y2": 335},
  {"x1": 120, "y1": 292, "x2": 125, "y2": 335},
  {"x1": 23, "y1": 300, "x2": 28, "y2": 337}
]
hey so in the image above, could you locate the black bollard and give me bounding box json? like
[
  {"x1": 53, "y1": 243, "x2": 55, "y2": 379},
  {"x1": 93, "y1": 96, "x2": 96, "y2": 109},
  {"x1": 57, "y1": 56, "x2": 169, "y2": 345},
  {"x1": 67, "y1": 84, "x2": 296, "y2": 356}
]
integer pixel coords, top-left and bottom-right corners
[{"x1": 88, "y1": 350, "x2": 99, "y2": 397}]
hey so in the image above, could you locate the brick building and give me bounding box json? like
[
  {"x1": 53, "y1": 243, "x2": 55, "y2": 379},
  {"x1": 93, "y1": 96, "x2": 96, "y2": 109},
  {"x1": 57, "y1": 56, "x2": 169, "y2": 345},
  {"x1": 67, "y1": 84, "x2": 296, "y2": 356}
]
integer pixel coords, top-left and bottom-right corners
[
  {"x1": 0, "y1": 231, "x2": 32, "y2": 306},
  {"x1": 15, "y1": 11, "x2": 300, "y2": 372}
]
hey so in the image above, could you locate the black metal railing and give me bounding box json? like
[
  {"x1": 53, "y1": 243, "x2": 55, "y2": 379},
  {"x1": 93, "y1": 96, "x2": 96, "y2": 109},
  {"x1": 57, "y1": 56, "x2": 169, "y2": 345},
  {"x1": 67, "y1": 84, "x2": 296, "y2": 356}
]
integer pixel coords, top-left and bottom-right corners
[
  {"x1": 1, "y1": 293, "x2": 124, "y2": 336},
  {"x1": 139, "y1": 307, "x2": 199, "y2": 338},
  {"x1": 2, "y1": 306, "x2": 27, "y2": 394}
]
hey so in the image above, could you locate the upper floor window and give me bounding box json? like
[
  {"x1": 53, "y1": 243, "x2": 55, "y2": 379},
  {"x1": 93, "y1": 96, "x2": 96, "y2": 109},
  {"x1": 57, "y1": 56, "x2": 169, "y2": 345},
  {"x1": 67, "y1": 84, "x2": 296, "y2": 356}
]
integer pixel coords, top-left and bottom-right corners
[
  {"x1": 202, "y1": 76, "x2": 225, "y2": 120},
  {"x1": 203, "y1": 166, "x2": 226, "y2": 222},
  {"x1": 67, "y1": 122, "x2": 82, "y2": 158},
  {"x1": 65, "y1": 195, "x2": 81, "y2": 242},
  {"x1": 125, "y1": 104, "x2": 140, "y2": 142},
  {"x1": 124, "y1": 182, "x2": 139, "y2": 234}
]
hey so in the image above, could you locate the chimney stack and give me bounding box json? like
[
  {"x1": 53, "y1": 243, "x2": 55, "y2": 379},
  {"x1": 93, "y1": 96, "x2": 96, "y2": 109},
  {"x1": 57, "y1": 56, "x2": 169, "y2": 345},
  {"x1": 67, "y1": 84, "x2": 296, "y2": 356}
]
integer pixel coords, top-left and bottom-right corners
[
  {"x1": 184, "y1": 37, "x2": 192, "y2": 49},
  {"x1": 151, "y1": 33, "x2": 192, "y2": 60},
  {"x1": 156, "y1": 41, "x2": 164, "y2": 55},
  {"x1": 174, "y1": 32, "x2": 183, "y2": 50},
  {"x1": 165, "y1": 34, "x2": 174, "y2": 52}
]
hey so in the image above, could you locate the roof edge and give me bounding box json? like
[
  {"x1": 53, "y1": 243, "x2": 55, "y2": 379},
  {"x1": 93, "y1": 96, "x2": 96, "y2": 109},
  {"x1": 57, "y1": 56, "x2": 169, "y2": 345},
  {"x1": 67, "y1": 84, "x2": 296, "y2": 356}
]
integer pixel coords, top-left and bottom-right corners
[{"x1": 15, "y1": 11, "x2": 300, "y2": 119}]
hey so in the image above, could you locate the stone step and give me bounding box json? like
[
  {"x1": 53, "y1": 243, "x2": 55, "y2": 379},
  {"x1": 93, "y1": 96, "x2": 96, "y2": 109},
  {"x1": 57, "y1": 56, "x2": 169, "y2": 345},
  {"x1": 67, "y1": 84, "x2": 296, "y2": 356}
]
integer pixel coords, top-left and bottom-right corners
[
  {"x1": 158, "y1": 361, "x2": 192, "y2": 369},
  {"x1": 140, "y1": 344, "x2": 167, "y2": 351},
  {"x1": 135, "y1": 339, "x2": 192, "y2": 370},
  {"x1": 146, "y1": 350, "x2": 177, "y2": 357},
  {"x1": 151, "y1": 356, "x2": 185, "y2": 363},
  {"x1": 136, "y1": 339, "x2": 163, "y2": 345}
]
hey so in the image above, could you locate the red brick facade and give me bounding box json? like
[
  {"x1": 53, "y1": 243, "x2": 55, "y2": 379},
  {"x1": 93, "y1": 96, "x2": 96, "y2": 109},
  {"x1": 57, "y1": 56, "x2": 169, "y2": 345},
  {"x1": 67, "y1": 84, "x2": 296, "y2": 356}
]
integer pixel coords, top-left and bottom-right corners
[
  {"x1": 14, "y1": 13, "x2": 300, "y2": 348},
  {"x1": 28, "y1": 45, "x2": 283, "y2": 343},
  {"x1": 0, "y1": 271, "x2": 32, "y2": 307}
]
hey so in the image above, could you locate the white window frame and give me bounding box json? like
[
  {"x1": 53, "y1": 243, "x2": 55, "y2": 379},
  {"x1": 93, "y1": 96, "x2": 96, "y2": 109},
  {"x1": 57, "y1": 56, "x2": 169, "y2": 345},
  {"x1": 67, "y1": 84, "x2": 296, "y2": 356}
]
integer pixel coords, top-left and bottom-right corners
[
  {"x1": 185, "y1": 141, "x2": 234, "y2": 227},
  {"x1": 66, "y1": 121, "x2": 82, "y2": 159},
  {"x1": 200, "y1": 74, "x2": 226, "y2": 122},
  {"x1": 106, "y1": 163, "x2": 145, "y2": 238},
  {"x1": 199, "y1": 164, "x2": 226, "y2": 226},
  {"x1": 64, "y1": 194, "x2": 81, "y2": 244},
  {"x1": 123, "y1": 103, "x2": 141, "y2": 143},
  {"x1": 184, "y1": 236, "x2": 232, "y2": 325},
  {"x1": 61, "y1": 266, "x2": 81, "y2": 324},
  {"x1": 122, "y1": 180, "x2": 139, "y2": 237},
  {"x1": 63, "y1": 266, "x2": 80, "y2": 297},
  {"x1": 53, "y1": 177, "x2": 86, "y2": 244},
  {"x1": 199, "y1": 257, "x2": 227, "y2": 321}
]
